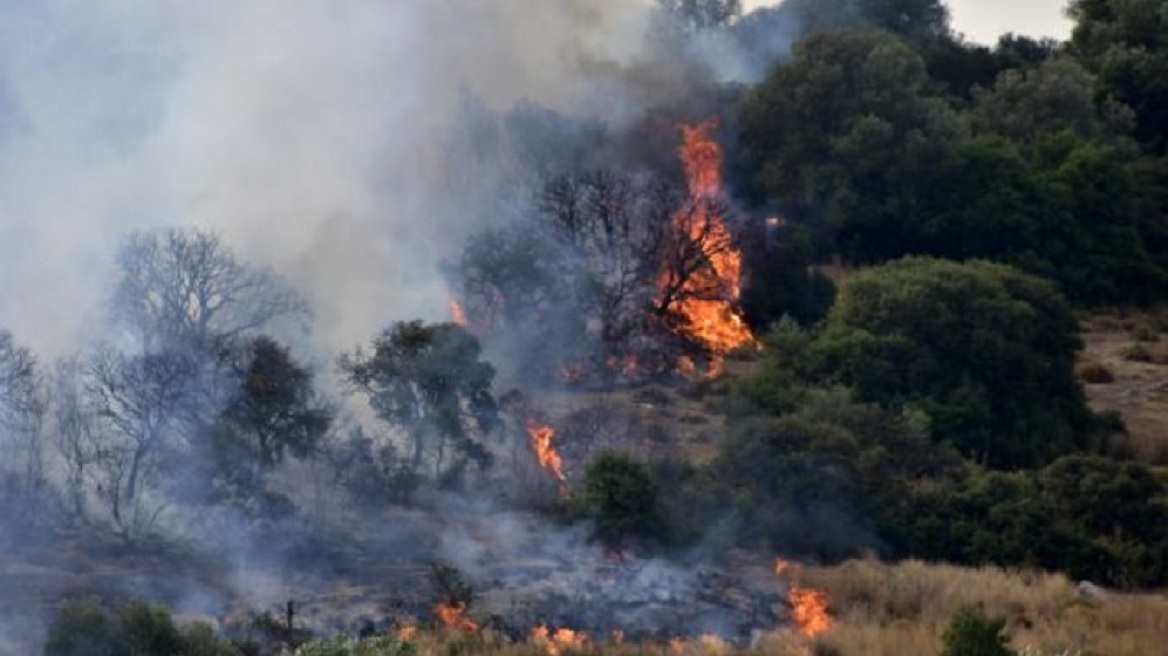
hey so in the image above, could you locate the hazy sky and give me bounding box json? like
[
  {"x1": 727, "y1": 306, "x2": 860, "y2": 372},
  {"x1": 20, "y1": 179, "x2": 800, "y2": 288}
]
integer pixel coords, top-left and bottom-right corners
[{"x1": 743, "y1": 0, "x2": 1072, "y2": 44}]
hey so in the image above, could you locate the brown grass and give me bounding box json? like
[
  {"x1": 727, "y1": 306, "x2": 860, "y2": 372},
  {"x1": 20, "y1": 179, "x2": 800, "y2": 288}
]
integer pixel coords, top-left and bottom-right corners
[{"x1": 800, "y1": 559, "x2": 1168, "y2": 656}]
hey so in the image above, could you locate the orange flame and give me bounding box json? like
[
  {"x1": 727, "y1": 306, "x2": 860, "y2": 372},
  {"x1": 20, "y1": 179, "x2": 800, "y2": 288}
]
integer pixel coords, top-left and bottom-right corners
[
  {"x1": 435, "y1": 602, "x2": 478, "y2": 633},
  {"x1": 661, "y1": 120, "x2": 755, "y2": 370},
  {"x1": 531, "y1": 624, "x2": 589, "y2": 655},
  {"x1": 789, "y1": 588, "x2": 831, "y2": 639},
  {"x1": 449, "y1": 300, "x2": 468, "y2": 327},
  {"x1": 527, "y1": 418, "x2": 565, "y2": 484},
  {"x1": 774, "y1": 558, "x2": 832, "y2": 639}
]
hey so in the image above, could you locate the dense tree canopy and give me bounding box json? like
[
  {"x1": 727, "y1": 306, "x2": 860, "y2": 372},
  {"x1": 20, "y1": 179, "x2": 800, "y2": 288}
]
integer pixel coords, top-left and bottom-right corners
[
  {"x1": 804, "y1": 257, "x2": 1095, "y2": 468},
  {"x1": 738, "y1": 29, "x2": 966, "y2": 261}
]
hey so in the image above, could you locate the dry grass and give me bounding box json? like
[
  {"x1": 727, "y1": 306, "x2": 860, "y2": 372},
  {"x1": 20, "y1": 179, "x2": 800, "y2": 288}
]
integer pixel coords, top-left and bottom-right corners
[
  {"x1": 800, "y1": 559, "x2": 1168, "y2": 656},
  {"x1": 1073, "y1": 360, "x2": 1114, "y2": 384},
  {"x1": 1080, "y1": 315, "x2": 1168, "y2": 466},
  {"x1": 288, "y1": 560, "x2": 1165, "y2": 656}
]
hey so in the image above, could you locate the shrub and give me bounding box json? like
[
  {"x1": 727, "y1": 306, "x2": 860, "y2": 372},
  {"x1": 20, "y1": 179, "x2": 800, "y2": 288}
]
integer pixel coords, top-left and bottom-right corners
[
  {"x1": 44, "y1": 599, "x2": 122, "y2": 656},
  {"x1": 1074, "y1": 360, "x2": 1114, "y2": 383},
  {"x1": 941, "y1": 607, "x2": 1014, "y2": 656},
  {"x1": 582, "y1": 452, "x2": 667, "y2": 549},
  {"x1": 44, "y1": 599, "x2": 241, "y2": 656}
]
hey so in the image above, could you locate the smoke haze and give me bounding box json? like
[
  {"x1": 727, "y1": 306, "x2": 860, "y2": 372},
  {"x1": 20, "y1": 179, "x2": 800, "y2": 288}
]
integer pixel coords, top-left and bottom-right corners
[{"x1": 0, "y1": 0, "x2": 666, "y2": 358}]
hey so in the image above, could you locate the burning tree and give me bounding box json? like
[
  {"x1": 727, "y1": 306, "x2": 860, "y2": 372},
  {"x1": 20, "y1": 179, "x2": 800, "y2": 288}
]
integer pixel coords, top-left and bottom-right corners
[
  {"x1": 655, "y1": 120, "x2": 755, "y2": 369},
  {"x1": 451, "y1": 120, "x2": 754, "y2": 381}
]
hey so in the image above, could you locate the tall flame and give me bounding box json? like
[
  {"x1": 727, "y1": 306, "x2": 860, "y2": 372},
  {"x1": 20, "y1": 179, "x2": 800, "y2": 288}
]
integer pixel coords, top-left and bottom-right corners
[
  {"x1": 774, "y1": 558, "x2": 832, "y2": 639},
  {"x1": 527, "y1": 418, "x2": 565, "y2": 484},
  {"x1": 662, "y1": 120, "x2": 755, "y2": 369},
  {"x1": 449, "y1": 300, "x2": 468, "y2": 327},
  {"x1": 435, "y1": 602, "x2": 478, "y2": 633}
]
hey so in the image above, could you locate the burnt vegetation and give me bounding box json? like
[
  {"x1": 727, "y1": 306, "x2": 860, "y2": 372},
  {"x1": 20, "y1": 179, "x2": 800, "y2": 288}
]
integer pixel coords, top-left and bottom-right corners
[{"x1": 5, "y1": 0, "x2": 1168, "y2": 654}]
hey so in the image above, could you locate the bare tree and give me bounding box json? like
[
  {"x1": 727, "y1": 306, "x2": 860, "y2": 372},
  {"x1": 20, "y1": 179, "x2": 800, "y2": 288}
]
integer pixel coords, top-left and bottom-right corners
[
  {"x1": 111, "y1": 228, "x2": 308, "y2": 353},
  {"x1": 84, "y1": 348, "x2": 200, "y2": 536},
  {"x1": 536, "y1": 170, "x2": 678, "y2": 346},
  {"x1": 0, "y1": 330, "x2": 49, "y2": 509},
  {"x1": 53, "y1": 357, "x2": 100, "y2": 521}
]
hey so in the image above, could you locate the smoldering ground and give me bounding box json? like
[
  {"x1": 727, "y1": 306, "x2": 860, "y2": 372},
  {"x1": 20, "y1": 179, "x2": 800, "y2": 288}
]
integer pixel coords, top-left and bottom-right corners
[{"x1": 0, "y1": 0, "x2": 831, "y2": 652}]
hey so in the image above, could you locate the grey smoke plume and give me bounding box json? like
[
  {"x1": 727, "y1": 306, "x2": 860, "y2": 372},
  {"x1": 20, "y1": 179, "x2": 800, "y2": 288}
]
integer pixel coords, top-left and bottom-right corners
[{"x1": 0, "y1": 0, "x2": 671, "y2": 358}]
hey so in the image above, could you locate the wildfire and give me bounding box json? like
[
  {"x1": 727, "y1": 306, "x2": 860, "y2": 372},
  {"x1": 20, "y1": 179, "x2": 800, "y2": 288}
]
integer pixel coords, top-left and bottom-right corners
[
  {"x1": 661, "y1": 120, "x2": 755, "y2": 370},
  {"x1": 774, "y1": 558, "x2": 832, "y2": 639},
  {"x1": 435, "y1": 602, "x2": 478, "y2": 633},
  {"x1": 449, "y1": 300, "x2": 468, "y2": 327},
  {"x1": 526, "y1": 418, "x2": 565, "y2": 484},
  {"x1": 531, "y1": 624, "x2": 589, "y2": 655}
]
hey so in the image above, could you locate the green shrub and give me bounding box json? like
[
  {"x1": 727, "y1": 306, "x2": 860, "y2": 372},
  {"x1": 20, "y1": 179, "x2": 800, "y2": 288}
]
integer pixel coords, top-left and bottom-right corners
[
  {"x1": 44, "y1": 599, "x2": 240, "y2": 656},
  {"x1": 44, "y1": 599, "x2": 123, "y2": 656},
  {"x1": 582, "y1": 452, "x2": 667, "y2": 549},
  {"x1": 941, "y1": 607, "x2": 1014, "y2": 656}
]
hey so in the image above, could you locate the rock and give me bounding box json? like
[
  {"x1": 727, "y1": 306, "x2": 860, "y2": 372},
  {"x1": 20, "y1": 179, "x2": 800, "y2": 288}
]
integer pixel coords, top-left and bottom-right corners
[{"x1": 1075, "y1": 580, "x2": 1108, "y2": 604}]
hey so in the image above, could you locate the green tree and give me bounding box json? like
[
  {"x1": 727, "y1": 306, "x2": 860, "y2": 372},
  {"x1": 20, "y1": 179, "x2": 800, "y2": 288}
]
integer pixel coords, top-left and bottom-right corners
[
  {"x1": 774, "y1": 0, "x2": 949, "y2": 42},
  {"x1": 740, "y1": 223, "x2": 836, "y2": 329},
  {"x1": 1069, "y1": 0, "x2": 1168, "y2": 154},
  {"x1": 970, "y1": 58, "x2": 1119, "y2": 145},
  {"x1": 582, "y1": 452, "x2": 667, "y2": 550},
  {"x1": 339, "y1": 321, "x2": 498, "y2": 481},
  {"x1": 807, "y1": 257, "x2": 1095, "y2": 468},
  {"x1": 737, "y1": 29, "x2": 966, "y2": 262},
  {"x1": 205, "y1": 336, "x2": 333, "y2": 510}
]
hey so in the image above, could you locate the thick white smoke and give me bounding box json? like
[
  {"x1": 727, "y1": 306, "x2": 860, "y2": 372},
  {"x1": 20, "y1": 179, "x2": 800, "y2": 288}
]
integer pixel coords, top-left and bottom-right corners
[{"x1": 0, "y1": 0, "x2": 658, "y2": 358}]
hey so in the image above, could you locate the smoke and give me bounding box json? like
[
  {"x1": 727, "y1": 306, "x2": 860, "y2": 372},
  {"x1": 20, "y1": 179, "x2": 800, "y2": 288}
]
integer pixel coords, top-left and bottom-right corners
[
  {"x1": 0, "y1": 1, "x2": 821, "y2": 650},
  {"x1": 0, "y1": 0, "x2": 666, "y2": 359}
]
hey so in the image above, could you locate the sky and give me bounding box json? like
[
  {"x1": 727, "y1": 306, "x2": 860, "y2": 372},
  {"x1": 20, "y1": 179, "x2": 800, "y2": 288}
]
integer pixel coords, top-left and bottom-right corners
[{"x1": 743, "y1": 0, "x2": 1073, "y2": 44}]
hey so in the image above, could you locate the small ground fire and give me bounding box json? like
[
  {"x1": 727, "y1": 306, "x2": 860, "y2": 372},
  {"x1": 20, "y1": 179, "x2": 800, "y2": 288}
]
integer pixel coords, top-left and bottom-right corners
[{"x1": 774, "y1": 558, "x2": 832, "y2": 639}]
